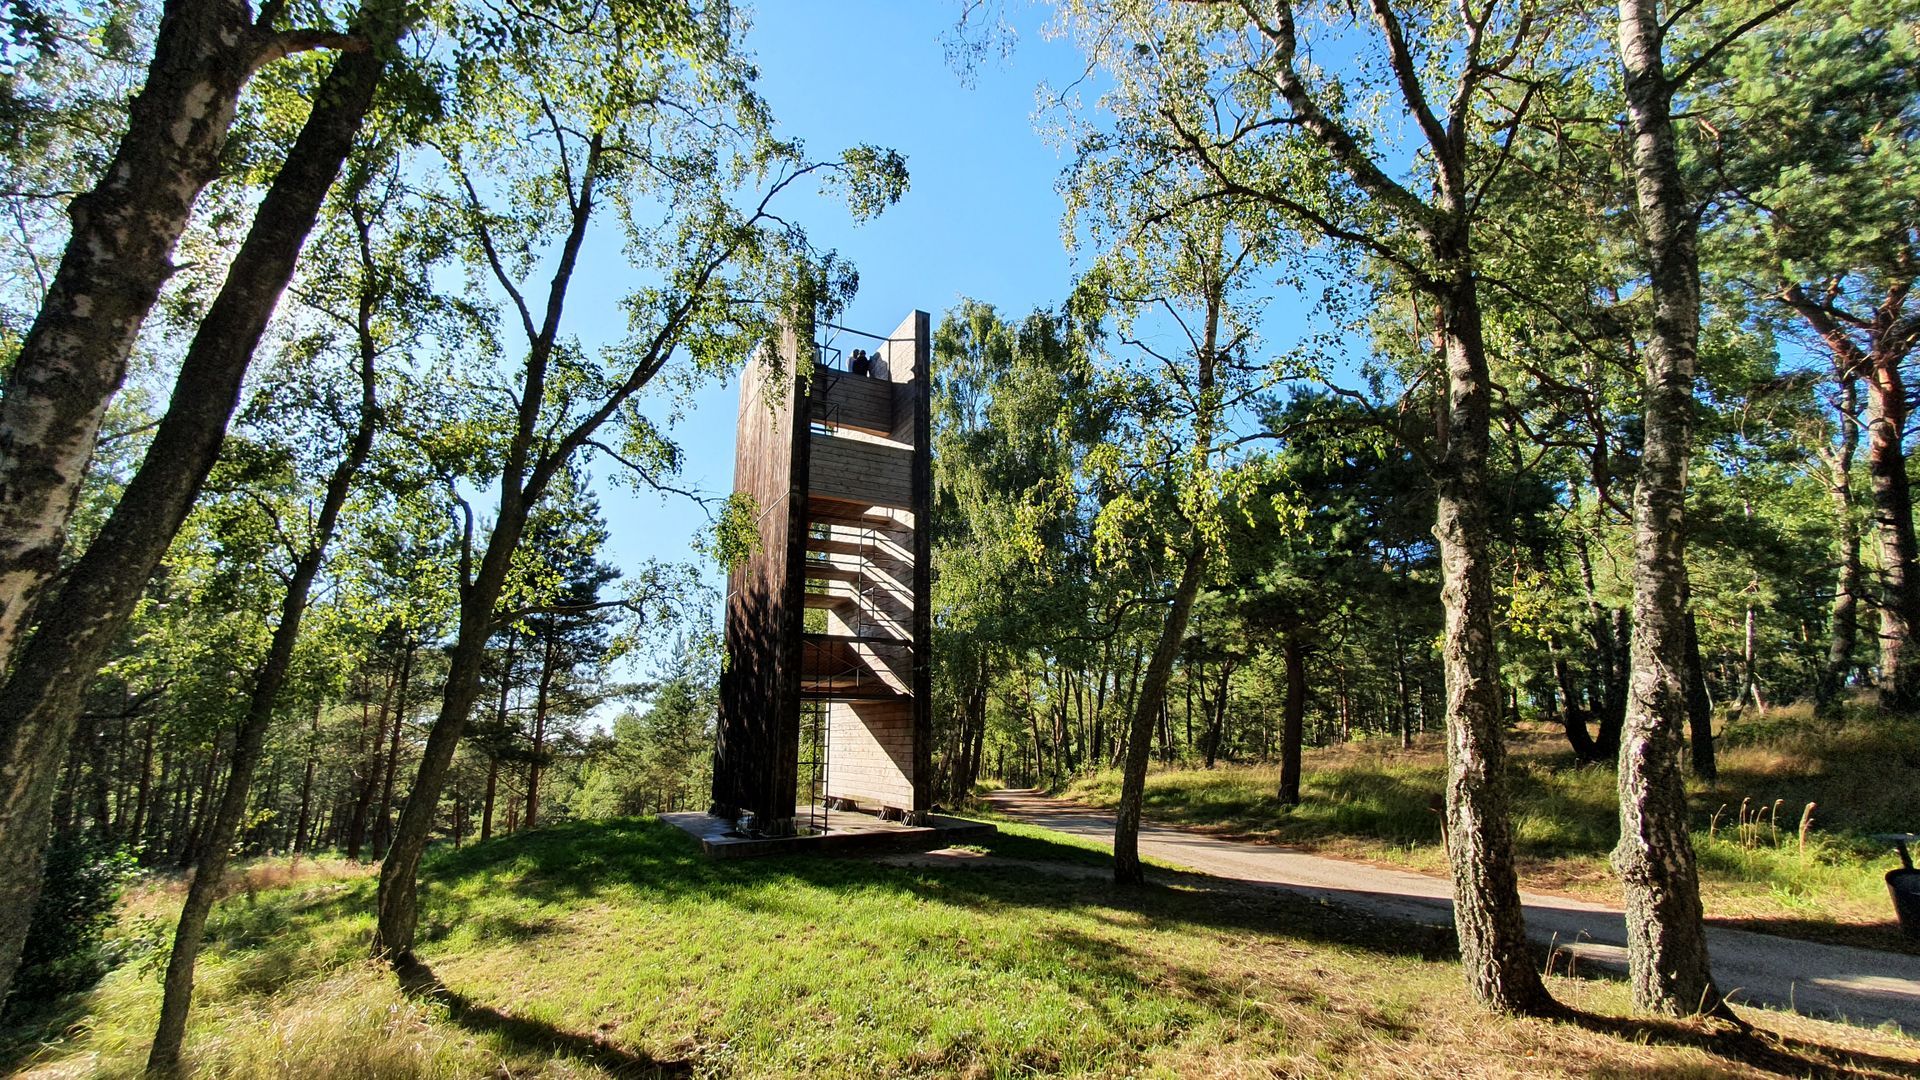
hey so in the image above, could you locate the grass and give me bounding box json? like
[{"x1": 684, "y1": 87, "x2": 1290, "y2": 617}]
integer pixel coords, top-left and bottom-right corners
[
  {"x1": 1062, "y1": 702, "x2": 1920, "y2": 953},
  {"x1": 4, "y1": 816, "x2": 1918, "y2": 1078}
]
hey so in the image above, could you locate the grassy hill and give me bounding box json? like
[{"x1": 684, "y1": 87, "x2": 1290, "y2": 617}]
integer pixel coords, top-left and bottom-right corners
[
  {"x1": 1064, "y1": 703, "x2": 1920, "y2": 954},
  {"x1": 5, "y1": 813, "x2": 1920, "y2": 1077}
]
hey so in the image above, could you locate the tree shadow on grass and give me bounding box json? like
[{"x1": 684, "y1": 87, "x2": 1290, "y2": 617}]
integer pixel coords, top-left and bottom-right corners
[
  {"x1": 395, "y1": 957, "x2": 693, "y2": 1078},
  {"x1": 1559, "y1": 1007, "x2": 1920, "y2": 1078},
  {"x1": 403, "y1": 819, "x2": 1919, "y2": 1076}
]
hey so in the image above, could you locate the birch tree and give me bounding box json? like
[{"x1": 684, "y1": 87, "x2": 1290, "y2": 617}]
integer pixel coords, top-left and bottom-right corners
[
  {"x1": 368, "y1": 0, "x2": 906, "y2": 964},
  {"x1": 1056, "y1": 0, "x2": 1572, "y2": 1013}
]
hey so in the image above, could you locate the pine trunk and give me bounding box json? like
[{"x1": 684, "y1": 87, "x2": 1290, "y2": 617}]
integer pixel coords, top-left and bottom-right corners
[
  {"x1": 1277, "y1": 637, "x2": 1305, "y2": 805},
  {"x1": 1430, "y1": 269, "x2": 1554, "y2": 1015},
  {"x1": 1865, "y1": 347, "x2": 1920, "y2": 709}
]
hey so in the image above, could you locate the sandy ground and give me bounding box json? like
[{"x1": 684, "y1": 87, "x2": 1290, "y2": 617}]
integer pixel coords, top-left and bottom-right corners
[{"x1": 983, "y1": 788, "x2": 1920, "y2": 1034}]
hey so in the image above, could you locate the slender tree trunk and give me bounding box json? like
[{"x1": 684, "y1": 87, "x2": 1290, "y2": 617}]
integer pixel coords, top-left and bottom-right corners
[
  {"x1": 149, "y1": 324, "x2": 379, "y2": 1072},
  {"x1": 1113, "y1": 540, "x2": 1207, "y2": 885},
  {"x1": 292, "y1": 703, "x2": 322, "y2": 854},
  {"x1": 480, "y1": 758, "x2": 498, "y2": 842},
  {"x1": 1429, "y1": 268, "x2": 1554, "y2": 1015},
  {"x1": 1684, "y1": 613, "x2": 1715, "y2": 780},
  {"x1": 1277, "y1": 637, "x2": 1306, "y2": 806},
  {"x1": 526, "y1": 637, "x2": 556, "y2": 830},
  {"x1": 374, "y1": 498, "x2": 531, "y2": 961},
  {"x1": 1552, "y1": 646, "x2": 1599, "y2": 763},
  {"x1": 131, "y1": 715, "x2": 157, "y2": 849},
  {"x1": 1613, "y1": 0, "x2": 1725, "y2": 1017},
  {"x1": 346, "y1": 684, "x2": 389, "y2": 861},
  {"x1": 374, "y1": 639, "x2": 413, "y2": 853},
  {"x1": 1818, "y1": 376, "x2": 1863, "y2": 710}
]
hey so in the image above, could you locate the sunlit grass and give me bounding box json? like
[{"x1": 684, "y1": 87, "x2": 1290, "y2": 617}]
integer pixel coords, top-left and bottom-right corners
[{"x1": 8, "y1": 816, "x2": 1916, "y2": 1077}]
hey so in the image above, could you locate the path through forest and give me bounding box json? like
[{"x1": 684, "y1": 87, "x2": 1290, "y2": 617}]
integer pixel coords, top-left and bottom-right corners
[{"x1": 984, "y1": 789, "x2": 1920, "y2": 1033}]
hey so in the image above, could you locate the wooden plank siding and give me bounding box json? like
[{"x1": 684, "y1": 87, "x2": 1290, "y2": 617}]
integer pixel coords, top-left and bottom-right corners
[
  {"x1": 808, "y1": 364, "x2": 894, "y2": 435},
  {"x1": 807, "y1": 434, "x2": 913, "y2": 509},
  {"x1": 711, "y1": 325, "x2": 810, "y2": 833},
  {"x1": 716, "y1": 311, "x2": 934, "y2": 830}
]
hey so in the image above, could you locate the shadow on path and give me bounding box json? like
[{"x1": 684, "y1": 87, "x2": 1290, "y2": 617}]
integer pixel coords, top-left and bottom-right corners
[
  {"x1": 1561, "y1": 1007, "x2": 1920, "y2": 1078},
  {"x1": 986, "y1": 788, "x2": 1920, "y2": 1036}
]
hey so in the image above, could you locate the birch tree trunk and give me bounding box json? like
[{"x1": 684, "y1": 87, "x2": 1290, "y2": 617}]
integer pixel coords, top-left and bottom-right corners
[
  {"x1": 0, "y1": 36, "x2": 386, "y2": 1005},
  {"x1": 1112, "y1": 540, "x2": 1207, "y2": 885},
  {"x1": 1613, "y1": 0, "x2": 1726, "y2": 1016},
  {"x1": 149, "y1": 315, "x2": 380, "y2": 1073},
  {"x1": 0, "y1": 0, "x2": 355, "y2": 677}
]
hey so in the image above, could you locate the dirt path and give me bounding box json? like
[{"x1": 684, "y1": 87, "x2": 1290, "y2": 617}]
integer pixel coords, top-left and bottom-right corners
[{"x1": 986, "y1": 788, "x2": 1920, "y2": 1034}]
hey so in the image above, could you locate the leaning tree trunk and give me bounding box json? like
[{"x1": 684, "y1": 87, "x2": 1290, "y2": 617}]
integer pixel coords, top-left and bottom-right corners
[
  {"x1": 1277, "y1": 636, "x2": 1306, "y2": 806},
  {"x1": 1429, "y1": 268, "x2": 1556, "y2": 1016},
  {"x1": 1112, "y1": 540, "x2": 1207, "y2": 885},
  {"x1": 374, "y1": 498, "x2": 530, "y2": 962},
  {"x1": 148, "y1": 321, "x2": 379, "y2": 1074},
  {"x1": 1613, "y1": 0, "x2": 1726, "y2": 1018},
  {"x1": 0, "y1": 0, "x2": 344, "y2": 678},
  {"x1": 0, "y1": 37, "x2": 386, "y2": 1005},
  {"x1": 1818, "y1": 375, "x2": 1862, "y2": 712}
]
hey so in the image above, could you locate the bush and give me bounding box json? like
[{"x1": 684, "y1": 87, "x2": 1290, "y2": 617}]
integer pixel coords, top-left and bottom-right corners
[{"x1": 5, "y1": 831, "x2": 139, "y2": 1016}]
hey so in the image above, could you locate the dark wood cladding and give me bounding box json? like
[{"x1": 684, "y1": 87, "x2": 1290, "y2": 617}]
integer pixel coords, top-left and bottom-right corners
[
  {"x1": 711, "y1": 324, "x2": 810, "y2": 831},
  {"x1": 715, "y1": 311, "x2": 933, "y2": 832},
  {"x1": 891, "y1": 311, "x2": 935, "y2": 820},
  {"x1": 809, "y1": 365, "x2": 894, "y2": 434}
]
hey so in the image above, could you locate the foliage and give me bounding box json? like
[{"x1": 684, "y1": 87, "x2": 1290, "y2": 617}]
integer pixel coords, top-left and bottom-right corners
[{"x1": 5, "y1": 832, "x2": 138, "y2": 1013}]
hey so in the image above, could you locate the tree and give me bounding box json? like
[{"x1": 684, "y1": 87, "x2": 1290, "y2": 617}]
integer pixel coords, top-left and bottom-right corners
[
  {"x1": 0, "y1": 5, "x2": 409, "y2": 1000},
  {"x1": 1610, "y1": 0, "x2": 1736, "y2": 1018},
  {"x1": 0, "y1": 0, "x2": 367, "y2": 679},
  {"x1": 147, "y1": 143, "x2": 423, "y2": 1069},
  {"x1": 369, "y1": 0, "x2": 906, "y2": 964},
  {"x1": 1696, "y1": 0, "x2": 1920, "y2": 709},
  {"x1": 1057, "y1": 0, "x2": 1571, "y2": 1012}
]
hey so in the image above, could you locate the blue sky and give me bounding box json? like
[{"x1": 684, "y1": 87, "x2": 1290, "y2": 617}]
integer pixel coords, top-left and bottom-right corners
[{"x1": 586, "y1": 1, "x2": 1089, "y2": 660}]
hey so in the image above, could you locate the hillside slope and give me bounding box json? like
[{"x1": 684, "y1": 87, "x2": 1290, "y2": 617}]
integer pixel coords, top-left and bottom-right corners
[{"x1": 5, "y1": 818, "x2": 1918, "y2": 1078}]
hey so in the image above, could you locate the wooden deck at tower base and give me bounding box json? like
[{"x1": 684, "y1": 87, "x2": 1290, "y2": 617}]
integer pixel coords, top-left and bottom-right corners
[{"x1": 661, "y1": 810, "x2": 995, "y2": 859}]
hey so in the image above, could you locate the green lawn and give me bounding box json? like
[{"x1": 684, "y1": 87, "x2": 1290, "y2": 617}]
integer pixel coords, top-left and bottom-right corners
[
  {"x1": 6, "y1": 816, "x2": 1918, "y2": 1078},
  {"x1": 1062, "y1": 703, "x2": 1919, "y2": 953}
]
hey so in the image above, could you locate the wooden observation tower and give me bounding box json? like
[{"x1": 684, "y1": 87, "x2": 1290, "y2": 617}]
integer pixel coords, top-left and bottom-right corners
[{"x1": 710, "y1": 312, "x2": 933, "y2": 837}]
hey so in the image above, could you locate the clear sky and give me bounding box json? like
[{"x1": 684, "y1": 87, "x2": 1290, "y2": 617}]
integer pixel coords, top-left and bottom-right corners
[{"x1": 584, "y1": 1, "x2": 1091, "y2": 665}]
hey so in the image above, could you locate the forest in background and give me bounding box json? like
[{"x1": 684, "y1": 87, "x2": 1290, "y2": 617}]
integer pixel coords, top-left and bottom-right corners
[{"x1": 0, "y1": 0, "x2": 1914, "y2": 1067}]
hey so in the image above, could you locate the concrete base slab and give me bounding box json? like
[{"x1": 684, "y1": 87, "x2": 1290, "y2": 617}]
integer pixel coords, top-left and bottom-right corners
[{"x1": 662, "y1": 808, "x2": 995, "y2": 859}]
